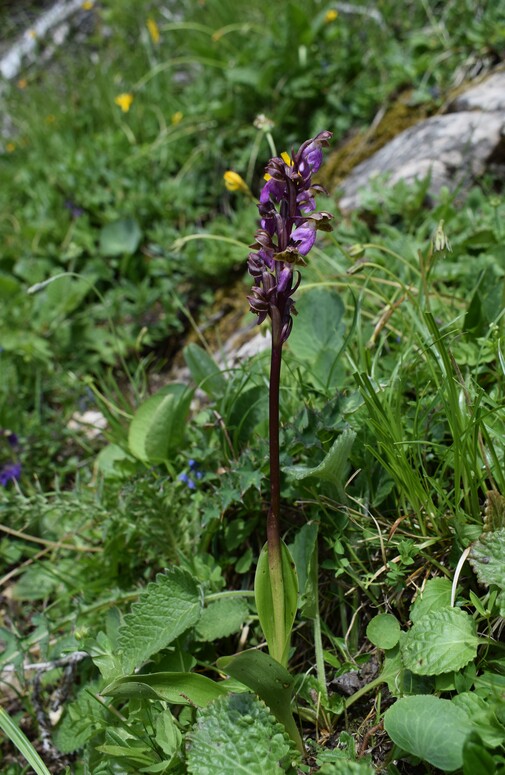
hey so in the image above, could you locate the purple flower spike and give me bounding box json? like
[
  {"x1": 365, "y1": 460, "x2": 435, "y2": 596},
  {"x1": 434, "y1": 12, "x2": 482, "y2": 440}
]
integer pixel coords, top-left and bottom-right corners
[{"x1": 247, "y1": 131, "x2": 333, "y2": 342}]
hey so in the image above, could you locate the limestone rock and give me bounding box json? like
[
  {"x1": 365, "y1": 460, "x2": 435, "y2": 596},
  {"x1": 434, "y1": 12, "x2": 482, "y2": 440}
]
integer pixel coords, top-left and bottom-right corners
[{"x1": 338, "y1": 71, "x2": 505, "y2": 213}]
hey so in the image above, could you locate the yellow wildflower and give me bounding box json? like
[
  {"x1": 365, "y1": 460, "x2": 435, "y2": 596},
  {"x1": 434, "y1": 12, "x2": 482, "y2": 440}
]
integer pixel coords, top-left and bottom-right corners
[
  {"x1": 6, "y1": 143, "x2": 16, "y2": 153},
  {"x1": 17, "y1": 78, "x2": 27, "y2": 89},
  {"x1": 45, "y1": 114, "x2": 56, "y2": 124},
  {"x1": 324, "y1": 9, "x2": 338, "y2": 23},
  {"x1": 223, "y1": 171, "x2": 251, "y2": 195},
  {"x1": 147, "y1": 17, "x2": 160, "y2": 45},
  {"x1": 171, "y1": 111, "x2": 183, "y2": 125},
  {"x1": 82, "y1": 1, "x2": 94, "y2": 9},
  {"x1": 114, "y1": 93, "x2": 134, "y2": 112}
]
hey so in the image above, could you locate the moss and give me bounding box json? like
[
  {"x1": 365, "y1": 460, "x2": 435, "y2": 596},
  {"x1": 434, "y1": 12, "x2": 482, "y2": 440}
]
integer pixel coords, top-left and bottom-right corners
[{"x1": 318, "y1": 91, "x2": 437, "y2": 191}]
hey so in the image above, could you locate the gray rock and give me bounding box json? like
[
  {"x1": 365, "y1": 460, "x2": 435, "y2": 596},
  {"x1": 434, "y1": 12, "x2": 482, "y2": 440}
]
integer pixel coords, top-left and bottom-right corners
[
  {"x1": 338, "y1": 73, "x2": 505, "y2": 212},
  {"x1": 451, "y1": 71, "x2": 505, "y2": 112}
]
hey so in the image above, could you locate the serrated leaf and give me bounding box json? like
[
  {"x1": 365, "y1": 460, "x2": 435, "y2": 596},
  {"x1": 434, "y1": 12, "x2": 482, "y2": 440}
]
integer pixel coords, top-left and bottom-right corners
[
  {"x1": 187, "y1": 693, "x2": 294, "y2": 774},
  {"x1": 53, "y1": 683, "x2": 105, "y2": 754},
  {"x1": 410, "y1": 577, "x2": 453, "y2": 623},
  {"x1": 366, "y1": 614, "x2": 401, "y2": 649},
  {"x1": 384, "y1": 695, "x2": 473, "y2": 771},
  {"x1": 401, "y1": 608, "x2": 478, "y2": 675},
  {"x1": 102, "y1": 671, "x2": 229, "y2": 706},
  {"x1": 183, "y1": 343, "x2": 227, "y2": 399},
  {"x1": 254, "y1": 540, "x2": 298, "y2": 666},
  {"x1": 118, "y1": 568, "x2": 202, "y2": 672},
  {"x1": 483, "y1": 491, "x2": 505, "y2": 531},
  {"x1": 196, "y1": 598, "x2": 249, "y2": 642},
  {"x1": 99, "y1": 217, "x2": 142, "y2": 256},
  {"x1": 216, "y1": 649, "x2": 301, "y2": 752},
  {"x1": 470, "y1": 528, "x2": 505, "y2": 615},
  {"x1": 284, "y1": 429, "x2": 355, "y2": 500},
  {"x1": 128, "y1": 384, "x2": 193, "y2": 463}
]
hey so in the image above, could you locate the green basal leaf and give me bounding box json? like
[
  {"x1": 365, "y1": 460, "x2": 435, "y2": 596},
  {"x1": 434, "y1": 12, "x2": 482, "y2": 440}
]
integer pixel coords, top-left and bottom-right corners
[
  {"x1": 196, "y1": 598, "x2": 249, "y2": 642},
  {"x1": 128, "y1": 383, "x2": 194, "y2": 463},
  {"x1": 384, "y1": 695, "x2": 473, "y2": 772},
  {"x1": 102, "y1": 671, "x2": 229, "y2": 707},
  {"x1": 216, "y1": 649, "x2": 301, "y2": 752},
  {"x1": 410, "y1": 577, "x2": 453, "y2": 623},
  {"x1": 187, "y1": 693, "x2": 296, "y2": 774},
  {"x1": 118, "y1": 567, "x2": 202, "y2": 673},
  {"x1": 99, "y1": 217, "x2": 142, "y2": 256},
  {"x1": 366, "y1": 614, "x2": 401, "y2": 650},
  {"x1": 470, "y1": 528, "x2": 505, "y2": 615},
  {"x1": 284, "y1": 429, "x2": 356, "y2": 501},
  {"x1": 401, "y1": 607, "x2": 478, "y2": 675},
  {"x1": 184, "y1": 342, "x2": 227, "y2": 399},
  {"x1": 254, "y1": 540, "x2": 298, "y2": 666}
]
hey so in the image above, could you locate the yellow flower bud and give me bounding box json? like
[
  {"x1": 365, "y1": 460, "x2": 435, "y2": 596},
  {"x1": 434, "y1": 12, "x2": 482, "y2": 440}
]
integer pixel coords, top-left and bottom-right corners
[
  {"x1": 325, "y1": 9, "x2": 338, "y2": 23},
  {"x1": 171, "y1": 111, "x2": 183, "y2": 125},
  {"x1": 223, "y1": 171, "x2": 251, "y2": 195}
]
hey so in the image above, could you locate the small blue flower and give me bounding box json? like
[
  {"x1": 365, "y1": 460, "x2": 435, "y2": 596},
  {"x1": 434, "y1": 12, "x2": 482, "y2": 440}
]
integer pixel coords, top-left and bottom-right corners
[{"x1": 0, "y1": 462, "x2": 21, "y2": 486}]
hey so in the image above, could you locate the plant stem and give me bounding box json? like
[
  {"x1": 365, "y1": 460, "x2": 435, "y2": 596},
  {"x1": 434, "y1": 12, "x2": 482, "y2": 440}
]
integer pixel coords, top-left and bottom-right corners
[{"x1": 267, "y1": 307, "x2": 286, "y2": 664}]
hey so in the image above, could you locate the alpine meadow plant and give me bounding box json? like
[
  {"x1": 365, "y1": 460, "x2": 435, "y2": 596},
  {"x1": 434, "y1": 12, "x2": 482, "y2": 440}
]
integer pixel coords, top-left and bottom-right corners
[{"x1": 247, "y1": 132, "x2": 333, "y2": 668}]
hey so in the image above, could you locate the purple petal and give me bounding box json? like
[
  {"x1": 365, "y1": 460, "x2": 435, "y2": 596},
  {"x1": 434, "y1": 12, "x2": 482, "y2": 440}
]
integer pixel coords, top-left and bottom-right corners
[
  {"x1": 260, "y1": 177, "x2": 286, "y2": 204},
  {"x1": 290, "y1": 222, "x2": 316, "y2": 255}
]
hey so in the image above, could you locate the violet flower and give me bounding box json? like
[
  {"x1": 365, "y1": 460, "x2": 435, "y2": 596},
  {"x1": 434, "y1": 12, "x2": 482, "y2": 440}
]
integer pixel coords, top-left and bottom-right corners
[
  {"x1": 0, "y1": 462, "x2": 21, "y2": 487},
  {"x1": 247, "y1": 131, "x2": 333, "y2": 343}
]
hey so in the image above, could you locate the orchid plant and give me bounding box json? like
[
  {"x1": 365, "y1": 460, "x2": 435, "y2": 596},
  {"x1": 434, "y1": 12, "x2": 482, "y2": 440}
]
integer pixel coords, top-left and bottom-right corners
[{"x1": 247, "y1": 132, "x2": 333, "y2": 667}]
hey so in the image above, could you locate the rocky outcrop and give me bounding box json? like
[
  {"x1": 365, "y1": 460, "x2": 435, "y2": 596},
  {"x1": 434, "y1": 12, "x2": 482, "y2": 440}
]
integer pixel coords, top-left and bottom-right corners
[{"x1": 337, "y1": 71, "x2": 505, "y2": 213}]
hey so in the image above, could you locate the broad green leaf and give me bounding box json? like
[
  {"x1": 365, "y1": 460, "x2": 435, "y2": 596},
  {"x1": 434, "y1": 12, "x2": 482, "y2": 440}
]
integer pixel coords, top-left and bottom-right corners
[
  {"x1": 284, "y1": 429, "x2": 356, "y2": 500},
  {"x1": 254, "y1": 540, "x2": 298, "y2": 665},
  {"x1": 128, "y1": 383, "x2": 193, "y2": 463},
  {"x1": 410, "y1": 577, "x2": 453, "y2": 623},
  {"x1": 32, "y1": 274, "x2": 96, "y2": 325},
  {"x1": 366, "y1": 614, "x2": 401, "y2": 650},
  {"x1": 184, "y1": 343, "x2": 227, "y2": 399},
  {"x1": 187, "y1": 693, "x2": 294, "y2": 774},
  {"x1": 99, "y1": 217, "x2": 142, "y2": 256},
  {"x1": 216, "y1": 649, "x2": 301, "y2": 751},
  {"x1": 470, "y1": 528, "x2": 505, "y2": 615},
  {"x1": 118, "y1": 567, "x2": 202, "y2": 672},
  {"x1": 401, "y1": 607, "x2": 478, "y2": 675},
  {"x1": 384, "y1": 695, "x2": 473, "y2": 771},
  {"x1": 196, "y1": 598, "x2": 249, "y2": 642},
  {"x1": 288, "y1": 286, "x2": 345, "y2": 363},
  {"x1": 102, "y1": 671, "x2": 229, "y2": 707}
]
